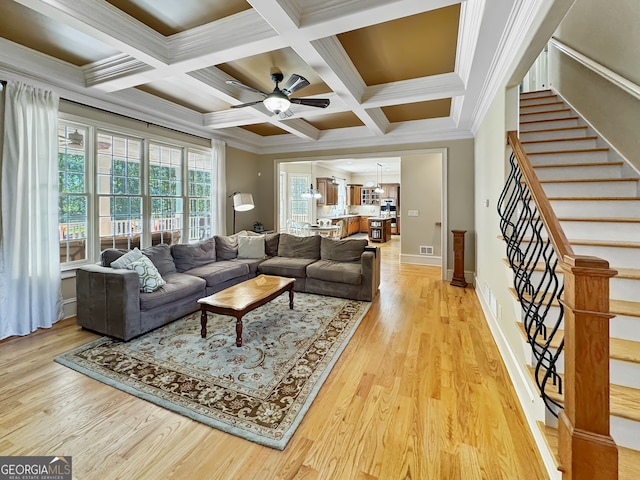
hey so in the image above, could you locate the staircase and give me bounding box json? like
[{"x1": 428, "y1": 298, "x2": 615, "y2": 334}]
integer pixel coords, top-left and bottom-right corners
[{"x1": 514, "y1": 89, "x2": 640, "y2": 478}]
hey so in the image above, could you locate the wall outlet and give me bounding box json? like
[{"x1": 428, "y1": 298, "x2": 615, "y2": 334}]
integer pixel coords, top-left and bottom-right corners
[
  {"x1": 407, "y1": 210, "x2": 419, "y2": 217},
  {"x1": 419, "y1": 246, "x2": 434, "y2": 255}
]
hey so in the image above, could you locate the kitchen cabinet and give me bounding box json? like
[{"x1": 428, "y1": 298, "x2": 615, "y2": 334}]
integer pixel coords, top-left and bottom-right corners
[
  {"x1": 347, "y1": 216, "x2": 360, "y2": 236},
  {"x1": 316, "y1": 177, "x2": 338, "y2": 206},
  {"x1": 380, "y1": 183, "x2": 399, "y2": 200},
  {"x1": 359, "y1": 216, "x2": 370, "y2": 233},
  {"x1": 347, "y1": 184, "x2": 362, "y2": 205},
  {"x1": 361, "y1": 188, "x2": 380, "y2": 205},
  {"x1": 368, "y1": 218, "x2": 391, "y2": 243}
]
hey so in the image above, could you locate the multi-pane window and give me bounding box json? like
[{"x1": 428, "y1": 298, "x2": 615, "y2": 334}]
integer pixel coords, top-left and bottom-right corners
[
  {"x1": 97, "y1": 131, "x2": 143, "y2": 251},
  {"x1": 58, "y1": 125, "x2": 88, "y2": 264},
  {"x1": 149, "y1": 143, "x2": 183, "y2": 245},
  {"x1": 290, "y1": 174, "x2": 311, "y2": 223},
  {"x1": 188, "y1": 150, "x2": 213, "y2": 241}
]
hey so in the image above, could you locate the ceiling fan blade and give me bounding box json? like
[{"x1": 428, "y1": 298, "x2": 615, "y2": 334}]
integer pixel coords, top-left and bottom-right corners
[
  {"x1": 278, "y1": 109, "x2": 294, "y2": 119},
  {"x1": 230, "y1": 100, "x2": 266, "y2": 109},
  {"x1": 290, "y1": 98, "x2": 330, "y2": 108},
  {"x1": 281, "y1": 74, "x2": 310, "y2": 96},
  {"x1": 225, "y1": 80, "x2": 268, "y2": 97}
]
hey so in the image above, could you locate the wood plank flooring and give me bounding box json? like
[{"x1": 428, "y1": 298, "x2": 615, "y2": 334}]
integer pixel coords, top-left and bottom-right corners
[{"x1": 0, "y1": 236, "x2": 548, "y2": 479}]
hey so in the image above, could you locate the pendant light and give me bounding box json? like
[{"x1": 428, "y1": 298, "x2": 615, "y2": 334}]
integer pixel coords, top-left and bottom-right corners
[{"x1": 374, "y1": 163, "x2": 384, "y2": 194}]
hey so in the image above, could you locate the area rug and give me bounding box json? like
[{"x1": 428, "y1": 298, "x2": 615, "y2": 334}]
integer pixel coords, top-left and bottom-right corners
[{"x1": 55, "y1": 293, "x2": 370, "y2": 450}]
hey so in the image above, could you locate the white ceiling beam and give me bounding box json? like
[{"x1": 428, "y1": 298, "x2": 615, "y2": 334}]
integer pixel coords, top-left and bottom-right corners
[
  {"x1": 275, "y1": 118, "x2": 321, "y2": 141},
  {"x1": 362, "y1": 73, "x2": 466, "y2": 108}
]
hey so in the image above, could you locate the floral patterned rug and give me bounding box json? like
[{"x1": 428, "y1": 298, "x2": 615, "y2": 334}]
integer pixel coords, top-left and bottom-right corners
[{"x1": 56, "y1": 293, "x2": 370, "y2": 450}]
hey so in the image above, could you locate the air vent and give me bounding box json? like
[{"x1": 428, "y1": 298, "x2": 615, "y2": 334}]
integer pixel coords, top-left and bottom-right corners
[{"x1": 419, "y1": 246, "x2": 433, "y2": 255}]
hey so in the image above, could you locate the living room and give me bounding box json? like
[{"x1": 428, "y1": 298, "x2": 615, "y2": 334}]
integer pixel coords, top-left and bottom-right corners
[{"x1": 2, "y1": 0, "x2": 638, "y2": 478}]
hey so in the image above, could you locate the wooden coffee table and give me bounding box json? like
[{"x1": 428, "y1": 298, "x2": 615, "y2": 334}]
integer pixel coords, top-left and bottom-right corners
[{"x1": 197, "y1": 275, "x2": 295, "y2": 347}]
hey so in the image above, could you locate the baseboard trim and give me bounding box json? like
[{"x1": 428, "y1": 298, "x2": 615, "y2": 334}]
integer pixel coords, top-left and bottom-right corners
[
  {"x1": 400, "y1": 254, "x2": 442, "y2": 266},
  {"x1": 63, "y1": 297, "x2": 77, "y2": 320},
  {"x1": 474, "y1": 275, "x2": 561, "y2": 480},
  {"x1": 445, "y1": 269, "x2": 474, "y2": 284}
]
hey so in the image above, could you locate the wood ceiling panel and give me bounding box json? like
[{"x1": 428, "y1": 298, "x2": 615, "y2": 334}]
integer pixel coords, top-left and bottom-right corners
[
  {"x1": 105, "y1": 0, "x2": 251, "y2": 36},
  {"x1": 337, "y1": 4, "x2": 461, "y2": 86},
  {"x1": 303, "y1": 112, "x2": 364, "y2": 130},
  {"x1": 218, "y1": 48, "x2": 332, "y2": 97},
  {"x1": 240, "y1": 124, "x2": 288, "y2": 136},
  {"x1": 382, "y1": 98, "x2": 452, "y2": 123},
  {"x1": 0, "y1": 1, "x2": 119, "y2": 66}
]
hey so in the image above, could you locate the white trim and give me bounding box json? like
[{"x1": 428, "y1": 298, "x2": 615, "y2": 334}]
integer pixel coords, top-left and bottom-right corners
[
  {"x1": 62, "y1": 297, "x2": 77, "y2": 320},
  {"x1": 549, "y1": 37, "x2": 640, "y2": 102},
  {"x1": 474, "y1": 275, "x2": 561, "y2": 480},
  {"x1": 400, "y1": 254, "x2": 441, "y2": 266},
  {"x1": 444, "y1": 269, "x2": 475, "y2": 284}
]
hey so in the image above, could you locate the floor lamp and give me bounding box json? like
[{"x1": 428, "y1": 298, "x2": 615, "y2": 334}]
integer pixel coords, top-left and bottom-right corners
[{"x1": 230, "y1": 192, "x2": 254, "y2": 233}]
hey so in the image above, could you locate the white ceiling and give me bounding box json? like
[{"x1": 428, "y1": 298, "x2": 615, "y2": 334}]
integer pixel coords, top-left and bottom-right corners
[{"x1": 0, "y1": 1, "x2": 553, "y2": 155}]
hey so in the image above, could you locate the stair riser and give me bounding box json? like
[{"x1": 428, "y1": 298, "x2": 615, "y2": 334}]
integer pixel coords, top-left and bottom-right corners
[
  {"x1": 520, "y1": 118, "x2": 580, "y2": 131},
  {"x1": 520, "y1": 128, "x2": 588, "y2": 142},
  {"x1": 523, "y1": 138, "x2": 597, "y2": 153},
  {"x1": 560, "y1": 221, "x2": 640, "y2": 243},
  {"x1": 573, "y1": 244, "x2": 640, "y2": 269},
  {"x1": 520, "y1": 103, "x2": 566, "y2": 114},
  {"x1": 548, "y1": 200, "x2": 640, "y2": 219},
  {"x1": 534, "y1": 165, "x2": 623, "y2": 181},
  {"x1": 541, "y1": 181, "x2": 638, "y2": 198},
  {"x1": 521, "y1": 110, "x2": 572, "y2": 122},
  {"x1": 528, "y1": 150, "x2": 609, "y2": 164},
  {"x1": 611, "y1": 415, "x2": 640, "y2": 451}
]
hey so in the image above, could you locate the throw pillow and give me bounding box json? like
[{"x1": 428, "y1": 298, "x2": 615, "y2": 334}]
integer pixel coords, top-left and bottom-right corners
[
  {"x1": 214, "y1": 232, "x2": 244, "y2": 260},
  {"x1": 171, "y1": 238, "x2": 216, "y2": 272},
  {"x1": 265, "y1": 232, "x2": 280, "y2": 257},
  {"x1": 237, "y1": 235, "x2": 266, "y2": 259},
  {"x1": 110, "y1": 247, "x2": 143, "y2": 269},
  {"x1": 124, "y1": 255, "x2": 166, "y2": 293}
]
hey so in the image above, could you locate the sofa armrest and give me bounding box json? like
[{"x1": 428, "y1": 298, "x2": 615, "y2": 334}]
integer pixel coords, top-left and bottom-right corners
[
  {"x1": 360, "y1": 247, "x2": 381, "y2": 300},
  {"x1": 76, "y1": 264, "x2": 141, "y2": 340}
]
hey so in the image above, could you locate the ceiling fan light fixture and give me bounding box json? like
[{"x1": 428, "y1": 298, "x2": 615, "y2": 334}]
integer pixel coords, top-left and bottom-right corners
[
  {"x1": 68, "y1": 129, "x2": 84, "y2": 147},
  {"x1": 263, "y1": 93, "x2": 291, "y2": 114}
]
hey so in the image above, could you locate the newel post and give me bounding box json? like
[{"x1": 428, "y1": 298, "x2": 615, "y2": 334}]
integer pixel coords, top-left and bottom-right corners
[{"x1": 558, "y1": 255, "x2": 618, "y2": 479}]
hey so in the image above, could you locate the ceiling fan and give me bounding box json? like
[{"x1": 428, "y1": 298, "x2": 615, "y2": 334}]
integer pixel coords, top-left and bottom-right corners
[{"x1": 226, "y1": 72, "x2": 330, "y2": 118}]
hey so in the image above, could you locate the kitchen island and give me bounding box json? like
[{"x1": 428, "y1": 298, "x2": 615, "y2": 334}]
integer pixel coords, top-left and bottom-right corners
[{"x1": 368, "y1": 217, "x2": 392, "y2": 243}]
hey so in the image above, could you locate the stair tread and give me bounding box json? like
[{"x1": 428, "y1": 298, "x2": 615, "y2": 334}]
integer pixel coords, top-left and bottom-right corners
[
  {"x1": 521, "y1": 116, "x2": 579, "y2": 125},
  {"x1": 526, "y1": 366, "x2": 640, "y2": 423},
  {"x1": 537, "y1": 177, "x2": 638, "y2": 183},
  {"x1": 539, "y1": 422, "x2": 640, "y2": 480},
  {"x1": 527, "y1": 147, "x2": 609, "y2": 155},
  {"x1": 532, "y1": 161, "x2": 623, "y2": 169},
  {"x1": 502, "y1": 258, "x2": 640, "y2": 280},
  {"x1": 558, "y1": 217, "x2": 640, "y2": 223},
  {"x1": 515, "y1": 320, "x2": 640, "y2": 363},
  {"x1": 521, "y1": 135, "x2": 598, "y2": 145},
  {"x1": 547, "y1": 197, "x2": 640, "y2": 201},
  {"x1": 498, "y1": 234, "x2": 640, "y2": 249},
  {"x1": 520, "y1": 89, "x2": 553, "y2": 97},
  {"x1": 520, "y1": 101, "x2": 566, "y2": 111}
]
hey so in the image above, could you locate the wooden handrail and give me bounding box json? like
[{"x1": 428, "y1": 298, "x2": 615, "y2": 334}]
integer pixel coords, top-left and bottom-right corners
[{"x1": 506, "y1": 131, "x2": 618, "y2": 479}]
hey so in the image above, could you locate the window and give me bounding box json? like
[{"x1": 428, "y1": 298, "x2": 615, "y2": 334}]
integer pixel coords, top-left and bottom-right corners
[
  {"x1": 149, "y1": 142, "x2": 183, "y2": 245},
  {"x1": 289, "y1": 174, "x2": 311, "y2": 223},
  {"x1": 187, "y1": 150, "x2": 213, "y2": 241},
  {"x1": 97, "y1": 131, "x2": 143, "y2": 251},
  {"x1": 57, "y1": 117, "x2": 216, "y2": 269},
  {"x1": 58, "y1": 125, "x2": 89, "y2": 264}
]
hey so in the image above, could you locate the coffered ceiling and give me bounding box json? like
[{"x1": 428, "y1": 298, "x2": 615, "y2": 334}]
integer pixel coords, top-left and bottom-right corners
[{"x1": 0, "y1": 0, "x2": 550, "y2": 154}]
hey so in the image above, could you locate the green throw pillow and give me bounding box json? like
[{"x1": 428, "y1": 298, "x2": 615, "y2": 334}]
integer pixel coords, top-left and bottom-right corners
[{"x1": 124, "y1": 255, "x2": 166, "y2": 293}]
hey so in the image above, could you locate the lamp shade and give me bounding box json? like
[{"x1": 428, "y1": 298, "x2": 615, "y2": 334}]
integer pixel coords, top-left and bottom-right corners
[{"x1": 233, "y1": 193, "x2": 254, "y2": 211}]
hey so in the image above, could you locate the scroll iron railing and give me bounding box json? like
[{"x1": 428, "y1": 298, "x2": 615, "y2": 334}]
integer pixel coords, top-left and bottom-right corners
[{"x1": 498, "y1": 140, "x2": 564, "y2": 416}]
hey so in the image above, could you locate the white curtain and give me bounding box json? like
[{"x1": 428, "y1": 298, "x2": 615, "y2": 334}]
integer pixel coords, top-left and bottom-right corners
[
  {"x1": 212, "y1": 138, "x2": 227, "y2": 235},
  {"x1": 0, "y1": 81, "x2": 63, "y2": 339}
]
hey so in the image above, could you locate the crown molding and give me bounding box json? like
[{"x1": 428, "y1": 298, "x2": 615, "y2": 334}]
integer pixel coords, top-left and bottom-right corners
[{"x1": 456, "y1": 0, "x2": 486, "y2": 85}]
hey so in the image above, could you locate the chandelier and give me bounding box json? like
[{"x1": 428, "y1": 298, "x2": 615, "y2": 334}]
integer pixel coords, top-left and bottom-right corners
[{"x1": 301, "y1": 184, "x2": 321, "y2": 199}]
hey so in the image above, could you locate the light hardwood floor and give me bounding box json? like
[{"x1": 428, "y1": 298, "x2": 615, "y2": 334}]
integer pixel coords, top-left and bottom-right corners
[{"x1": 0, "y1": 236, "x2": 548, "y2": 479}]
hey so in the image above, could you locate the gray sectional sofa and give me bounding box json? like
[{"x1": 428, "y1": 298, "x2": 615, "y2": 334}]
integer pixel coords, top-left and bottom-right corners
[{"x1": 76, "y1": 232, "x2": 380, "y2": 341}]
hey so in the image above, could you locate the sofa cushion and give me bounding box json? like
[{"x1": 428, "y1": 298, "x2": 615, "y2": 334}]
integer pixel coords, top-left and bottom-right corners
[
  {"x1": 238, "y1": 235, "x2": 266, "y2": 259},
  {"x1": 139, "y1": 272, "x2": 206, "y2": 311},
  {"x1": 277, "y1": 233, "x2": 320, "y2": 259},
  {"x1": 185, "y1": 260, "x2": 249, "y2": 287},
  {"x1": 258, "y1": 257, "x2": 317, "y2": 278},
  {"x1": 265, "y1": 232, "x2": 279, "y2": 257},
  {"x1": 171, "y1": 238, "x2": 216, "y2": 272},
  {"x1": 124, "y1": 255, "x2": 167, "y2": 293},
  {"x1": 110, "y1": 247, "x2": 142, "y2": 269},
  {"x1": 142, "y1": 243, "x2": 177, "y2": 276},
  {"x1": 231, "y1": 258, "x2": 264, "y2": 275},
  {"x1": 306, "y1": 260, "x2": 362, "y2": 286},
  {"x1": 101, "y1": 248, "x2": 129, "y2": 267},
  {"x1": 321, "y1": 237, "x2": 368, "y2": 262}
]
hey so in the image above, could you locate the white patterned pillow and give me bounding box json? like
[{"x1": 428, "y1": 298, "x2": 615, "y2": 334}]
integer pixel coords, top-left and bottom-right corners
[{"x1": 124, "y1": 255, "x2": 166, "y2": 293}]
